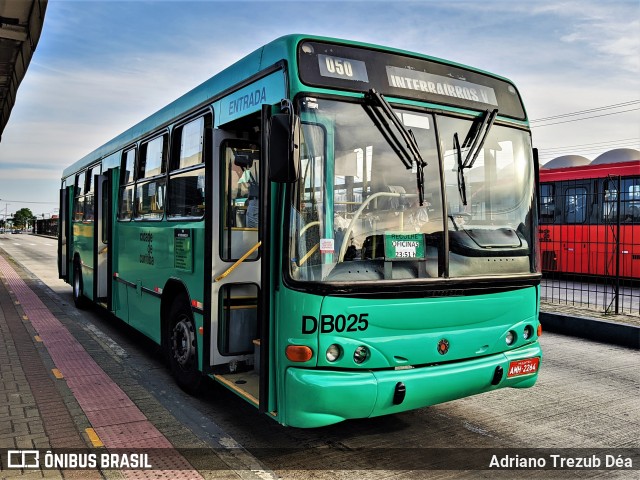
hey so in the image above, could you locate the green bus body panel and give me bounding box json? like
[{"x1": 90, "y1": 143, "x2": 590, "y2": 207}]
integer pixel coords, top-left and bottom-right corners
[
  {"x1": 277, "y1": 287, "x2": 541, "y2": 427},
  {"x1": 114, "y1": 222, "x2": 205, "y2": 344},
  {"x1": 317, "y1": 287, "x2": 538, "y2": 368},
  {"x1": 274, "y1": 287, "x2": 324, "y2": 368},
  {"x1": 216, "y1": 71, "x2": 287, "y2": 125}
]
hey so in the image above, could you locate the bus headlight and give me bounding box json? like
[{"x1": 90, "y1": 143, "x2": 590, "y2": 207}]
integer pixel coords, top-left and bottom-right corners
[
  {"x1": 505, "y1": 331, "x2": 516, "y2": 346},
  {"x1": 353, "y1": 346, "x2": 369, "y2": 364},
  {"x1": 326, "y1": 344, "x2": 342, "y2": 362},
  {"x1": 523, "y1": 325, "x2": 533, "y2": 340}
]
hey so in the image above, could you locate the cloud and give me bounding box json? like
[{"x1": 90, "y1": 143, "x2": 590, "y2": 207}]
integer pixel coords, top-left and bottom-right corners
[
  {"x1": 0, "y1": 168, "x2": 60, "y2": 181},
  {"x1": 537, "y1": 1, "x2": 639, "y2": 74},
  {"x1": 9, "y1": 45, "x2": 246, "y2": 166},
  {"x1": 1, "y1": 0, "x2": 638, "y2": 213}
]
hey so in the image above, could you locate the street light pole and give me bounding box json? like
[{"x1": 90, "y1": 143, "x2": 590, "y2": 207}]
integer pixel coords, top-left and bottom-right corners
[{"x1": 0, "y1": 201, "x2": 10, "y2": 232}]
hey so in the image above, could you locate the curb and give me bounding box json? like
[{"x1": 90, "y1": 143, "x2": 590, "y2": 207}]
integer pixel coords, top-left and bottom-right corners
[{"x1": 540, "y1": 312, "x2": 640, "y2": 349}]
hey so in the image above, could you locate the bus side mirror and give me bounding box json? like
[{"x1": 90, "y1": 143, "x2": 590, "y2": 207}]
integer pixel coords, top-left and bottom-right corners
[{"x1": 269, "y1": 113, "x2": 300, "y2": 183}]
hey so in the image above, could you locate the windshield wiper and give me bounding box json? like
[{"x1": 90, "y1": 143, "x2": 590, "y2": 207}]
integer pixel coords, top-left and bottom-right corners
[
  {"x1": 454, "y1": 108, "x2": 498, "y2": 206},
  {"x1": 363, "y1": 89, "x2": 428, "y2": 205},
  {"x1": 462, "y1": 108, "x2": 498, "y2": 169},
  {"x1": 454, "y1": 132, "x2": 467, "y2": 206}
]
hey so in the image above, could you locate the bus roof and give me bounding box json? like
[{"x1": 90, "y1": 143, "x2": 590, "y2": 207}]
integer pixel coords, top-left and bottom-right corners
[{"x1": 62, "y1": 34, "x2": 519, "y2": 179}]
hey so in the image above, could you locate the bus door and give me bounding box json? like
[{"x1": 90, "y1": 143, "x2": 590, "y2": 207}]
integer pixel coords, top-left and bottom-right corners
[
  {"x1": 210, "y1": 127, "x2": 263, "y2": 408},
  {"x1": 58, "y1": 185, "x2": 73, "y2": 281},
  {"x1": 94, "y1": 174, "x2": 111, "y2": 307}
]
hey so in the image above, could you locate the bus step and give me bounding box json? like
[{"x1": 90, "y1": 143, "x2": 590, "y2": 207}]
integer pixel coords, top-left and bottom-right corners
[{"x1": 214, "y1": 372, "x2": 259, "y2": 407}]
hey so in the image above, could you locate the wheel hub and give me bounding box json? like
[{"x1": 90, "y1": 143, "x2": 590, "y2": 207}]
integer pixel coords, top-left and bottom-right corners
[{"x1": 172, "y1": 318, "x2": 195, "y2": 367}]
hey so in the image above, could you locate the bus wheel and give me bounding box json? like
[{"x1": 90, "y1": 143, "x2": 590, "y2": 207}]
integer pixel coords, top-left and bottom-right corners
[
  {"x1": 168, "y1": 300, "x2": 202, "y2": 393},
  {"x1": 72, "y1": 262, "x2": 88, "y2": 309}
]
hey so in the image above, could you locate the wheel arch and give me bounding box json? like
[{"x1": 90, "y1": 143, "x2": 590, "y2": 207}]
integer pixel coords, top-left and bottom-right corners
[
  {"x1": 160, "y1": 278, "x2": 192, "y2": 350},
  {"x1": 71, "y1": 252, "x2": 83, "y2": 286}
]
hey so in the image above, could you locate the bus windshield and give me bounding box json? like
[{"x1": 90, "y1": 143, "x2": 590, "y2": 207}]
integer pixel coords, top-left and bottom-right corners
[{"x1": 288, "y1": 97, "x2": 535, "y2": 283}]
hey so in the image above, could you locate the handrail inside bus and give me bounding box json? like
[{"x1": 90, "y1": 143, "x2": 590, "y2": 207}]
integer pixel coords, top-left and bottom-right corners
[
  {"x1": 214, "y1": 241, "x2": 261, "y2": 282},
  {"x1": 337, "y1": 192, "x2": 417, "y2": 262}
]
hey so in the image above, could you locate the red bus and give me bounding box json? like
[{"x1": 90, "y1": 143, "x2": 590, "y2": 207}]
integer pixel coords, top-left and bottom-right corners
[{"x1": 538, "y1": 149, "x2": 639, "y2": 279}]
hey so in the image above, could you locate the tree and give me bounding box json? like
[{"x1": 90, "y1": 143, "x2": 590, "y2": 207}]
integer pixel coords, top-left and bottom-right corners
[{"x1": 13, "y1": 208, "x2": 34, "y2": 230}]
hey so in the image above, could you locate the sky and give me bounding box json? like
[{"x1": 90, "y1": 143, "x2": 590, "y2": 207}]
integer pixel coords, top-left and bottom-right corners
[{"x1": 0, "y1": 0, "x2": 638, "y2": 217}]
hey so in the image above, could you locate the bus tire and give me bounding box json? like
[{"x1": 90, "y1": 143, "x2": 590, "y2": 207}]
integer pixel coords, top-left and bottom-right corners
[
  {"x1": 72, "y1": 262, "x2": 88, "y2": 309},
  {"x1": 168, "y1": 299, "x2": 202, "y2": 394}
]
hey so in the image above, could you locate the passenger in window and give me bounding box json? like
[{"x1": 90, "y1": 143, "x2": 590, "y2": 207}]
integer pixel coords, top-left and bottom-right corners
[{"x1": 234, "y1": 150, "x2": 259, "y2": 228}]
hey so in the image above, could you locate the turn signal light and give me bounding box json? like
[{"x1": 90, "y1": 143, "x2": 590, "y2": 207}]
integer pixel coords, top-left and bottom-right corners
[
  {"x1": 537, "y1": 324, "x2": 543, "y2": 337},
  {"x1": 286, "y1": 345, "x2": 313, "y2": 362}
]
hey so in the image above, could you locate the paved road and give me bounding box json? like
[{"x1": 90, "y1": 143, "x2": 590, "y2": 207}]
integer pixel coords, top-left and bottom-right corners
[{"x1": 1, "y1": 233, "x2": 639, "y2": 478}]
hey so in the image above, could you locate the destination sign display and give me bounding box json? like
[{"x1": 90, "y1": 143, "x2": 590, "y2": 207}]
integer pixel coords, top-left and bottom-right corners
[
  {"x1": 298, "y1": 40, "x2": 525, "y2": 119},
  {"x1": 386, "y1": 66, "x2": 498, "y2": 107},
  {"x1": 318, "y1": 54, "x2": 369, "y2": 82}
]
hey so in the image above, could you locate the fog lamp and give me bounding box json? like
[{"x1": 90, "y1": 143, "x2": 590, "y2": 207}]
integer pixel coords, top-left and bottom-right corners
[
  {"x1": 354, "y1": 346, "x2": 369, "y2": 364},
  {"x1": 326, "y1": 344, "x2": 341, "y2": 362}
]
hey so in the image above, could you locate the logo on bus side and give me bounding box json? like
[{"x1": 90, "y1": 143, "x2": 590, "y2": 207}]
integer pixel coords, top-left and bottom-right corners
[
  {"x1": 302, "y1": 314, "x2": 369, "y2": 334},
  {"x1": 139, "y1": 231, "x2": 154, "y2": 265}
]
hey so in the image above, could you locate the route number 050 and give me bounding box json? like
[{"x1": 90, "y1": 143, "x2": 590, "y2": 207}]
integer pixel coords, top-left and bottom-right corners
[{"x1": 324, "y1": 57, "x2": 353, "y2": 77}]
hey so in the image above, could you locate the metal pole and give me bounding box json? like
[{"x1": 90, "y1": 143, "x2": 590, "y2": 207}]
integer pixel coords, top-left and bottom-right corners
[{"x1": 615, "y1": 176, "x2": 621, "y2": 315}]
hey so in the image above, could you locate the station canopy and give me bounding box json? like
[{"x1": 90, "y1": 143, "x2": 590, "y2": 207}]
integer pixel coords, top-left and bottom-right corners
[{"x1": 0, "y1": 0, "x2": 47, "y2": 141}]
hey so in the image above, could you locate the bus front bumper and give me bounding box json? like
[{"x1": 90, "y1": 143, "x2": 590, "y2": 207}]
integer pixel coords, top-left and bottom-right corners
[{"x1": 283, "y1": 342, "x2": 541, "y2": 428}]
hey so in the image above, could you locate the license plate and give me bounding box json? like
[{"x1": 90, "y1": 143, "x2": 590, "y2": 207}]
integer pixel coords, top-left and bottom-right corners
[{"x1": 507, "y1": 357, "x2": 540, "y2": 377}]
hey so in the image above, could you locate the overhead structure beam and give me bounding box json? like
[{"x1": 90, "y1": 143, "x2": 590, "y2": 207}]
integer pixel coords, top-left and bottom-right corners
[
  {"x1": 0, "y1": 0, "x2": 48, "y2": 141},
  {"x1": 0, "y1": 24, "x2": 28, "y2": 42}
]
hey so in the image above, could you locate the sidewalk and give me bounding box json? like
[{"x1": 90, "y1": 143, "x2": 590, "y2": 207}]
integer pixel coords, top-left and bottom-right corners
[
  {"x1": 0, "y1": 253, "x2": 235, "y2": 478},
  {"x1": 0, "y1": 254, "x2": 101, "y2": 478},
  {"x1": 540, "y1": 302, "x2": 640, "y2": 349}
]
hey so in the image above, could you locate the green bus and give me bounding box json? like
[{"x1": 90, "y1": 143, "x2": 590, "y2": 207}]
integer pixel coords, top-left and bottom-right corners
[{"x1": 58, "y1": 35, "x2": 542, "y2": 428}]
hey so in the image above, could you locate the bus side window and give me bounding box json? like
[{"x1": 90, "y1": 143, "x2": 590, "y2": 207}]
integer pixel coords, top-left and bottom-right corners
[
  {"x1": 218, "y1": 283, "x2": 259, "y2": 356},
  {"x1": 622, "y1": 177, "x2": 640, "y2": 223},
  {"x1": 540, "y1": 183, "x2": 555, "y2": 223},
  {"x1": 603, "y1": 179, "x2": 618, "y2": 223},
  {"x1": 565, "y1": 187, "x2": 587, "y2": 224},
  {"x1": 167, "y1": 115, "x2": 208, "y2": 219},
  {"x1": 135, "y1": 135, "x2": 167, "y2": 221},
  {"x1": 221, "y1": 140, "x2": 260, "y2": 261},
  {"x1": 84, "y1": 165, "x2": 98, "y2": 222},
  {"x1": 74, "y1": 171, "x2": 86, "y2": 222},
  {"x1": 118, "y1": 148, "x2": 136, "y2": 221}
]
